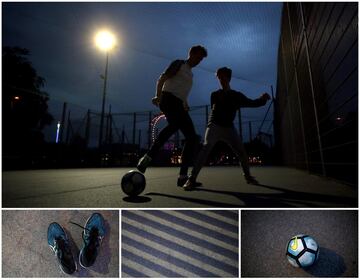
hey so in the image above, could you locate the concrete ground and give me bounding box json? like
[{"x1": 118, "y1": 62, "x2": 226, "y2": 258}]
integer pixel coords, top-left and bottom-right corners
[
  {"x1": 122, "y1": 210, "x2": 239, "y2": 278},
  {"x1": 241, "y1": 210, "x2": 358, "y2": 277},
  {"x1": 2, "y1": 210, "x2": 119, "y2": 278},
  {"x1": 2, "y1": 166, "x2": 357, "y2": 208}
]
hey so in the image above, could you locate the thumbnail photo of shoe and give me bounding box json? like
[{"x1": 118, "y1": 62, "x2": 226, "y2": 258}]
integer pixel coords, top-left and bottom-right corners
[{"x1": 2, "y1": 210, "x2": 119, "y2": 278}]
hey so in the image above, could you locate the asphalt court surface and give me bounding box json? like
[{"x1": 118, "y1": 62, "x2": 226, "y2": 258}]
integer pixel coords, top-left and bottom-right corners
[{"x1": 2, "y1": 166, "x2": 357, "y2": 208}]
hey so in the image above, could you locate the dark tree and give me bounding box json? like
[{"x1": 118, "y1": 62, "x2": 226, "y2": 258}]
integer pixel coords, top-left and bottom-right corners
[{"x1": 2, "y1": 46, "x2": 53, "y2": 157}]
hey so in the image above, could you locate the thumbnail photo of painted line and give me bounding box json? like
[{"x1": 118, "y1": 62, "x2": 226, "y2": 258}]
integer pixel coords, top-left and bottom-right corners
[{"x1": 121, "y1": 210, "x2": 239, "y2": 277}]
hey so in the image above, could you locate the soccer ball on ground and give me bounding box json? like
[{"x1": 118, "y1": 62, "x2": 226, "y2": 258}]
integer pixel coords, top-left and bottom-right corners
[
  {"x1": 286, "y1": 234, "x2": 319, "y2": 268},
  {"x1": 121, "y1": 170, "x2": 146, "y2": 197}
]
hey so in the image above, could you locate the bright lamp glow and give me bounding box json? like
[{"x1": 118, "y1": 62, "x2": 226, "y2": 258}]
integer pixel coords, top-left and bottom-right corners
[{"x1": 95, "y1": 30, "x2": 116, "y2": 51}]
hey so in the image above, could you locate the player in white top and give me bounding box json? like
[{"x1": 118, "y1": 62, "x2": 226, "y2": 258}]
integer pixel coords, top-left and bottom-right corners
[{"x1": 137, "y1": 45, "x2": 207, "y2": 187}]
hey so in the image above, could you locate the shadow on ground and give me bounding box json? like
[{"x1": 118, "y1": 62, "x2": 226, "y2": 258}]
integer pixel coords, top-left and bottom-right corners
[
  {"x1": 123, "y1": 196, "x2": 152, "y2": 203},
  {"x1": 146, "y1": 181, "x2": 356, "y2": 208},
  {"x1": 304, "y1": 247, "x2": 347, "y2": 277},
  {"x1": 146, "y1": 192, "x2": 241, "y2": 207},
  {"x1": 192, "y1": 183, "x2": 356, "y2": 207}
]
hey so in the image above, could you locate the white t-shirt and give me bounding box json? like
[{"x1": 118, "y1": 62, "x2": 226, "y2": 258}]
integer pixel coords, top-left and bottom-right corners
[{"x1": 162, "y1": 63, "x2": 193, "y2": 102}]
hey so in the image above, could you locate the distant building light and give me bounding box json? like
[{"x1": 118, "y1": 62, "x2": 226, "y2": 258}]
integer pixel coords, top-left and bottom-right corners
[
  {"x1": 56, "y1": 121, "x2": 61, "y2": 143},
  {"x1": 336, "y1": 117, "x2": 342, "y2": 121},
  {"x1": 249, "y1": 156, "x2": 262, "y2": 164},
  {"x1": 14, "y1": 96, "x2": 20, "y2": 100}
]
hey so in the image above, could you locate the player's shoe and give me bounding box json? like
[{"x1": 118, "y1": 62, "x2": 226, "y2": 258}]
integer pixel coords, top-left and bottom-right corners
[
  {"x1": 70, "y1": 213, "x2": 106, "y2": 268},
  {"x1": 182, "y1": 176, "x2": 203, "y2": 190},
  {"x1": 177, "y1": 176, "x2": 188, "y2": 187},
  {"x1": 136, "y1": 154, "x2": 152, "y2": 173},
  {"x1": 244, "y1": 174, "x2": 259, "y2": 185},
  {"x1": 47, "y1": 222, "x2": 77, "y2": 275}
]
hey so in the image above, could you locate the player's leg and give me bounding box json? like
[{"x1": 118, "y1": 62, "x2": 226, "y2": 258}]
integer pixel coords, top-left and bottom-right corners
[
  {"x1": 183, "y1": 123, "x2": 219, "y2": 190},
  {"x1": 176, "y1": 109, "x2": 199, "y2": 180},
  {"x1": 224, "y1": 126, "x2": 258, "y2": 184},
  {"x1": 137, "y1": 94, "x2": 180, "y2": 173}
]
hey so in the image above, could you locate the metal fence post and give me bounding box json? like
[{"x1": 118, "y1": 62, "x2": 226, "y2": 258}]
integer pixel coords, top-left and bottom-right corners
[
  {"x1": 299, "y1": 2, "x2": 326, "y2": 176},
  {"x1": 60, "y1": 102, "x2": 67, "y2": 143},
  {"x1": 133, "y1": 112, "x2": 137, "y2": 145},
  {"x1": 238, "y1": 109, "x2": 243, "y2": 139},
  {"x1": 148, "y1": 111, "x2": 152, "y2": 149}
]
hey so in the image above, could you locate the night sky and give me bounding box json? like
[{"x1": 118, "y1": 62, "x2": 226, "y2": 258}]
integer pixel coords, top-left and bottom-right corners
[{"x1": 3, "y1": 2, "x2": 283, "y2": 146}]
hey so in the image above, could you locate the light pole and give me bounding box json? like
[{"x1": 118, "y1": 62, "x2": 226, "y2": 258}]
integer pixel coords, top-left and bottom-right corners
[
  {"x1": 99, "y1": 51, "x2": 109, "y2": 148},
  {"x1": 95, "y1": 30, "x2": 116, "y2": 148}
]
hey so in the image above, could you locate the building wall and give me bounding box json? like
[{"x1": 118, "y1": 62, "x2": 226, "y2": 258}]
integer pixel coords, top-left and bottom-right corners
[{"x1": 275, "y1": 2, "x2": 358, "y2": 184}]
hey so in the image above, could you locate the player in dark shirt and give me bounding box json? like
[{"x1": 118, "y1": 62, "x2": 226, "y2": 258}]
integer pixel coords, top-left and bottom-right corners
[
  {"x1": 183, "y1": 67, "x2": 271, "y2": 190},
  {"x1": 209, "y1": 89, "x2": 268, "y2": 127}
]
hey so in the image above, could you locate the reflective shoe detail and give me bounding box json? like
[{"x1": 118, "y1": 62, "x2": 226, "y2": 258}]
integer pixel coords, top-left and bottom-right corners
[
  {"x1": 70, "y1": 213, "x2": 105, "y2": 268},
  {"x1": 47, "y1": 222, "x2": 76, "y2": 275},
  {"x1": 136, "y1": 154, "x2": 152, "y2": 173},
  {"x1": 182, "y1": 177, "x2": 203, "y2": 191},
  {"x1": 177, "y1": 176, "x2": 202, "y2": 188}
]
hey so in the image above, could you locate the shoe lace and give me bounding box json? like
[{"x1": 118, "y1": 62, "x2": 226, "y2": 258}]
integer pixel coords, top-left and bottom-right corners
[{"x1": 69, "y1": 221, "x2": 103, "y2": 248}]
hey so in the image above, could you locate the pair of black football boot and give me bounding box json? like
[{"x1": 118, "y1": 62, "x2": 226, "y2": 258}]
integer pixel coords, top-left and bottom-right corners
[{"x1": 47, "y1": 213, "x2": 106, "y2": 275}]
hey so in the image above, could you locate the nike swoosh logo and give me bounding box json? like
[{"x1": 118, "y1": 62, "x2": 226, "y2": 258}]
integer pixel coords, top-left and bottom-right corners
[{"x1": 290, "y1": 236, "x2": 298, "y2": 250}]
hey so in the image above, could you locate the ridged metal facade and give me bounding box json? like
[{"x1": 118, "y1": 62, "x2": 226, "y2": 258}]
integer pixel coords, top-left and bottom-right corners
[{"x1": 275, "y1": 2, "x2": 358, "y2": 184}]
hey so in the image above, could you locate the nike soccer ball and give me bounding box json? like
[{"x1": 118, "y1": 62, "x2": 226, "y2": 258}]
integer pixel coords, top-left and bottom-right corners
[
  {"x1": 286, "y1": 234, "x2": 319, "y2": 268},
  {"x1": 121, "y1": 170, "x2": 146, "y2": 197}
]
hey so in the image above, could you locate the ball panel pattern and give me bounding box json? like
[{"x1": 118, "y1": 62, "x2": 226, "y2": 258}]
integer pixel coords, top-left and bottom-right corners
[{"x1": 286, "y1": 234, "x2": 319, "y2": 268}]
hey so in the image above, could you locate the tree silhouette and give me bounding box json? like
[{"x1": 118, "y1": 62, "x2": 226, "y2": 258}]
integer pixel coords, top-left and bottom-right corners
[{"x1": 3, "y1": 46, "x2": 53, "y2": 158}]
